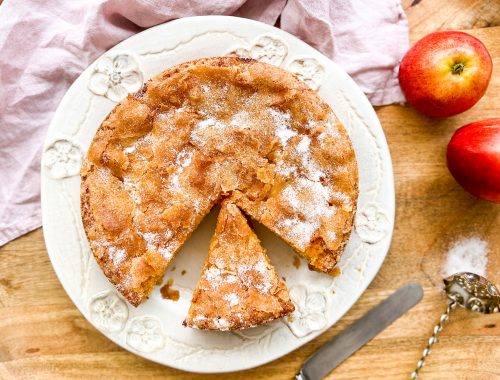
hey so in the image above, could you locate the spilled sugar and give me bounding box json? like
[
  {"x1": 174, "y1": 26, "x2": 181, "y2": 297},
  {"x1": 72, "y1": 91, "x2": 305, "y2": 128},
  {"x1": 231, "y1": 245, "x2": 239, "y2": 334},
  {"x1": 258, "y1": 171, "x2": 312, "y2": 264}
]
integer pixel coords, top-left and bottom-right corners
[{"x1": 442, "y1": 237, "x2": 488, "y2": 277}]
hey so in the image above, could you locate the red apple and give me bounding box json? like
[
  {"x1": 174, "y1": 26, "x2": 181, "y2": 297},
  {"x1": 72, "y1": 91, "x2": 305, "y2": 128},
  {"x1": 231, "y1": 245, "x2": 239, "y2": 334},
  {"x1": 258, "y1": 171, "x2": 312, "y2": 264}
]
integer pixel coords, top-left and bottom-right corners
[
  {"x1": 447, "y1": 118, "x2": 500, "y2": 203},
  {"x1": 399, "y1": 31, "x2": 492, "y2": 118}
]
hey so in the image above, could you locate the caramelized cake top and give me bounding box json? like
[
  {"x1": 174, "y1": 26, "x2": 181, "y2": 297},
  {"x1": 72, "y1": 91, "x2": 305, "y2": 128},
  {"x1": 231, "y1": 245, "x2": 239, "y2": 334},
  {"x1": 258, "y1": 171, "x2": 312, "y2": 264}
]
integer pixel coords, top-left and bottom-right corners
[{"x1": 81, "y1": 56, "x2": 358, "y2": 307}]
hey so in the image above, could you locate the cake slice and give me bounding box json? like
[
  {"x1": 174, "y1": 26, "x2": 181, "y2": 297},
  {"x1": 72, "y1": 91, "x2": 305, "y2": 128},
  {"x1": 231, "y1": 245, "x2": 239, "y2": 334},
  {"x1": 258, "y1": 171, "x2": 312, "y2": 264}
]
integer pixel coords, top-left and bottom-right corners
[{"x1": 184, "y1": 201, "x2": 294, "y2": 330}]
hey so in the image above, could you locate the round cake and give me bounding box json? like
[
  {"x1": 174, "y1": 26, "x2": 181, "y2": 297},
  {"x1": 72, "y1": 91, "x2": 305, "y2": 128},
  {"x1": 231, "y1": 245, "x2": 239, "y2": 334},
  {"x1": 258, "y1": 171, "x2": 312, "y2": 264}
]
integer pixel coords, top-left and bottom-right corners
[{"x1": 81, "y1": 56, "x2": 358, "y2": 311}]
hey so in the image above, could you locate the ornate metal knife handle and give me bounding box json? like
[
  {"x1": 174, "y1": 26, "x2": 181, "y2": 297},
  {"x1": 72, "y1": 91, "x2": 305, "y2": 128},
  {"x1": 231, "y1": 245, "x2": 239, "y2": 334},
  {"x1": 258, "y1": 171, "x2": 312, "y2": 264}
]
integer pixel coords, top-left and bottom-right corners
[{"x1": 411, "y1": 272, "x2": 500, "y2": 379}]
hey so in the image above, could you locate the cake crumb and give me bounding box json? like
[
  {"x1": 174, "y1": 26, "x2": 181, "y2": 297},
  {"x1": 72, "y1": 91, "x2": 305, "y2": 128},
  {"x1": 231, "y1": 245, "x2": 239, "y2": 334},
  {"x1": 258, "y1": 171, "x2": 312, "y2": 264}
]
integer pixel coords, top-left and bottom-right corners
[
  {"x1": 181, "y1": 270, "x2": 187, "y2": 276},
  {"x1": 160, "y1": 278, "x2": 180, "y2": 301},
  {"x1": 442, "y1": 237, "x2": 488, "y2": 277},
  {"x1": 293, "y1": 256, "x2": 301, "y2": 269},
  {"x1": 331, "y1": 267, "x2": 341, "y2": 277}
]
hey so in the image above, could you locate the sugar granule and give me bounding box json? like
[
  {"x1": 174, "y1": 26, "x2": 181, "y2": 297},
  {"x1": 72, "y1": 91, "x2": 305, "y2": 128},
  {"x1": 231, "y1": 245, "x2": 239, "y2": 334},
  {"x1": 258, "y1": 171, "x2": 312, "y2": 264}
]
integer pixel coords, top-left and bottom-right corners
[{"x1": 442, "y1": 237, "x2": 488, "y2": 277}]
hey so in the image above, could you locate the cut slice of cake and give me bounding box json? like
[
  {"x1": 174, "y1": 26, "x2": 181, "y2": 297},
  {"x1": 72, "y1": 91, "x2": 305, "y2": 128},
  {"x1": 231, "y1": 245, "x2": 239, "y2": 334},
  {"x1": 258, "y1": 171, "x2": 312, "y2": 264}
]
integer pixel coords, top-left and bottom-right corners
[{"x1": 184, "y1": 201, "x2": 294, "y2": 330}]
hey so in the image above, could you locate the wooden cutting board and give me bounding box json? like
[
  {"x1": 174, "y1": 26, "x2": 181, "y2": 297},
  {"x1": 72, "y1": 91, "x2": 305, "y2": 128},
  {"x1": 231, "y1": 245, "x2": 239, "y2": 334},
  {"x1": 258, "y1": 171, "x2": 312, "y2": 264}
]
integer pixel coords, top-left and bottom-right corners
[{"x1": 1, "y1": 1, "x2": 499, "y2": 379}]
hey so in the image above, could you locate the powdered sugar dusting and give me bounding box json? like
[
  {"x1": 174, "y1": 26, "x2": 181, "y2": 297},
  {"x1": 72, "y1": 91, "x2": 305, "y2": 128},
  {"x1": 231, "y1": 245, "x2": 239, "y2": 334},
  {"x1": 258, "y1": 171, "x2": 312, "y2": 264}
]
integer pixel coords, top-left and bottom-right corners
[
  {"x1": 136, "y1": 230, "x2": 175, "y2": 261},
  {"x1": 276, "y1": 161, "x2": 297, "y2": 177},
  {"x1": 331, "y1": 191, "x2": 352, "y2": 207},
  {"x1": 201, "y1": 84, "x2": 210, "y2": 94},
  {"x1": 124, "y1": 145, "x2": 136, "y2": 154},
  {"x1": 202, "y1": 259, "x2": 273, "y2": 295},
  {"x1": 205, "y1": 266, "x2": 223, "y2": 285},
  {"x1": 122, "y1": 176, "x2": 141, "y2": 203},
  {"x1": 268, "y1": 108, "x2": 297, "y2": 146},
  {"x1": 139, "y1": 231, "x2": 159, "y2": 251},
  {"x1": 255, "y1": 280, "x2": 273, "y2": 294},
  {"x1": 214, "y1": 318, "x2": 229, "y2": 330},
  {"x1": 279, "y1": 217, "x2": 318, "y2": 249},
  {"x1": 158, "y1": 245, "x2": 174, "y2": 261},
  {"x1": 296, "y1": 135, "x2": 325, "y2": 181},
  {"x1": 193, "y1": 315, "x2": 207, "y2": 322},
  {"x1": 108, "y1": 245, "x2": 126, "y2": 267},
  {"x1": 443, "y1": 237, "x2": 488, "y2": 277},
  {"x1": 168, "y1": 148, "x2": 194, "y2": 191},
  {"x1": 296, "y1": 135, "x2": 310, "y2": 154},
  {"x1": 190, "y1": 117, "x2": 229, "y2": 148},
  {"x1": 225, "y1": 274, "x2": 238, "y2": 284},
  {"x1": 254, "y1": 260, "x2": 268, "y2": 274},
  {"x1": 224, "y1": 292, "x2": 240, "y2": 307},
  {"x1": 325, "y1": 230, "x2": 337, "y2": 245},
  {"x1": 198, "y1": 117, "x2": 226, "y2": 131},
  {"x1": 230, "y1": 111, "x2": 251, "y2": 129},
  {"x1": 318, "y1": 117, "x2": 341, "y2": 141},
  {"x1": 238, "y1": 261, "x2": 273, "y2": 294},
  {"x1": 92, "y1": 239, "x2": 126, "y2": 267},
  {"x1": 278, "y1": 177, "x2": 334, "y2": 249},
  {"x1": 176, "y1": 149, "x2": 193, "y2": 168},
  {"x1": 123, "y1": 135, "x2": 148, "y2": 155}
]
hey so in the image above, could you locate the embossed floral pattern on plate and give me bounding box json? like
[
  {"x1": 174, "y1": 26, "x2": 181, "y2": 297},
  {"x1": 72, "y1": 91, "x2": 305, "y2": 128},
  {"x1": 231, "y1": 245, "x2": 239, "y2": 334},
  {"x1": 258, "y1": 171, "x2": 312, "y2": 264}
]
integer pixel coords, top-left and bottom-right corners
[
  {"x1": 286, "y1": 285, "x2": 328, "y2": 338},
  {"x1": 88, "y1": 53, "x2": 143, "y2": 102},
  {"x1": 43, "y1": 139, "x2": 83, "y2": 179},
  {"x1": 288, "y1": 58, "x2": 324, "y2": 91},
  {"x1": 89, "y1": 291, "x2": 128, "y2": 333},
  {"x1": 355, "y1": 203, "x2": 390, "y2": 244},
  {"x1": 229, "y1": 35, "x2": 288, "y2": 66},
  {"x1": 126, "y1": 316, "x2": 165, "y2": 353}
]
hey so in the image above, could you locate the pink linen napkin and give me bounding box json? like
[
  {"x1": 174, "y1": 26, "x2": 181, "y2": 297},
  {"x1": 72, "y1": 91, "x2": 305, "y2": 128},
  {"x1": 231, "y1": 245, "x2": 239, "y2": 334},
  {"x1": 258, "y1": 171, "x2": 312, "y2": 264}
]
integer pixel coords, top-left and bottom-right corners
[{"x1": 0, "y1": 0, "x2": 409, "y2": 246}]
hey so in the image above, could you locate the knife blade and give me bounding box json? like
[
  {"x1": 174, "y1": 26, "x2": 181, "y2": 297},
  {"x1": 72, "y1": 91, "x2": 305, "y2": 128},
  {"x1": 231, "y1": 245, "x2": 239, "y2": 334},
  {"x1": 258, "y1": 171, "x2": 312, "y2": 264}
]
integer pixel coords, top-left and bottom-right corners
[{"x1": 296, "y1": 283, "x2": 423, "y2": 380}]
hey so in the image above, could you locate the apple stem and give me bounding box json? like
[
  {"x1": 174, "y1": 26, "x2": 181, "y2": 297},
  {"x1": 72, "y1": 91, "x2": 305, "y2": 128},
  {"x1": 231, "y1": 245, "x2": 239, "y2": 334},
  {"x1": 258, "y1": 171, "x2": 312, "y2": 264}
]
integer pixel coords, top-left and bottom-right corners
[{"x1": 452, "y1": 62, "x2": 464, "y2": 75}]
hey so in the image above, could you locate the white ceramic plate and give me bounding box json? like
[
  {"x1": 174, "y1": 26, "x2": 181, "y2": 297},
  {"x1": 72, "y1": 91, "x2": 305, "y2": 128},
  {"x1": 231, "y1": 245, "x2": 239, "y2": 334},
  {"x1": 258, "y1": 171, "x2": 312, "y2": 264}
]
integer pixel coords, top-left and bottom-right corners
[{"x1": 41, "y1": 16, "x2": 395, "y2": 373}]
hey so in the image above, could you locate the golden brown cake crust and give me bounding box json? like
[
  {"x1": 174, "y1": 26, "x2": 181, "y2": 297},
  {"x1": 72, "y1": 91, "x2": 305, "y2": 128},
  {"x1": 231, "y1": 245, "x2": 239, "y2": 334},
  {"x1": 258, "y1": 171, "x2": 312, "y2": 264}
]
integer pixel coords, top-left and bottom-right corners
[
  {"x1": 81, "y1": 56, "x2": 358, "y2": 308},
  {"x1": 184, "y1": 201, "x2": 294, "y2": 330}
]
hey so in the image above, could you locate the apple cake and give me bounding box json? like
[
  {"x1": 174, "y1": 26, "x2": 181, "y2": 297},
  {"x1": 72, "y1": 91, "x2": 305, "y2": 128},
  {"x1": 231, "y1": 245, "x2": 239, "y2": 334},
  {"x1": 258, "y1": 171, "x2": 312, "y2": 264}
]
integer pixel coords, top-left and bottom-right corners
[
  {"x1": 81, "y1": 56, "x2": 358, "y2": 314},
  {"x1": 184, "y1": 200, "x2": 294, "y2": 330}
]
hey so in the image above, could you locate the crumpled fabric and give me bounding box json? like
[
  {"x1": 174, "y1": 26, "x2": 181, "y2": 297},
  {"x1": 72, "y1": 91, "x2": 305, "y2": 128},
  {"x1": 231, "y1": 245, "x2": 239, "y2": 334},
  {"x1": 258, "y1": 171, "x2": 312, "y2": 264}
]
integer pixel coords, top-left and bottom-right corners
[{"x1": 0, "y1": 0, "x2": 409, "y2": 246}]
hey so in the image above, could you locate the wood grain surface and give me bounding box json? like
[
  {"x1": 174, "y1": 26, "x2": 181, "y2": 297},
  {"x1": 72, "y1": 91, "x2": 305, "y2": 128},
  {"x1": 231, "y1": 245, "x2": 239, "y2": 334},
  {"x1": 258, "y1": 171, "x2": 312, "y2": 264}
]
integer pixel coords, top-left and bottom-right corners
[{"x1": 1, "y1": 1, "x2": 499, "y2": 379}]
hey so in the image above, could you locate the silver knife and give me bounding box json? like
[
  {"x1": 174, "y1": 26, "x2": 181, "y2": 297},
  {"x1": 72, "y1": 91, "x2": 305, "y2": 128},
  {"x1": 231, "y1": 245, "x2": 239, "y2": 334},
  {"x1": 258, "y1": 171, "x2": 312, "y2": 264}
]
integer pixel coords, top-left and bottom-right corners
[{"x1": 296, "y1": 283, "x2": 424, "y2": 380}]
